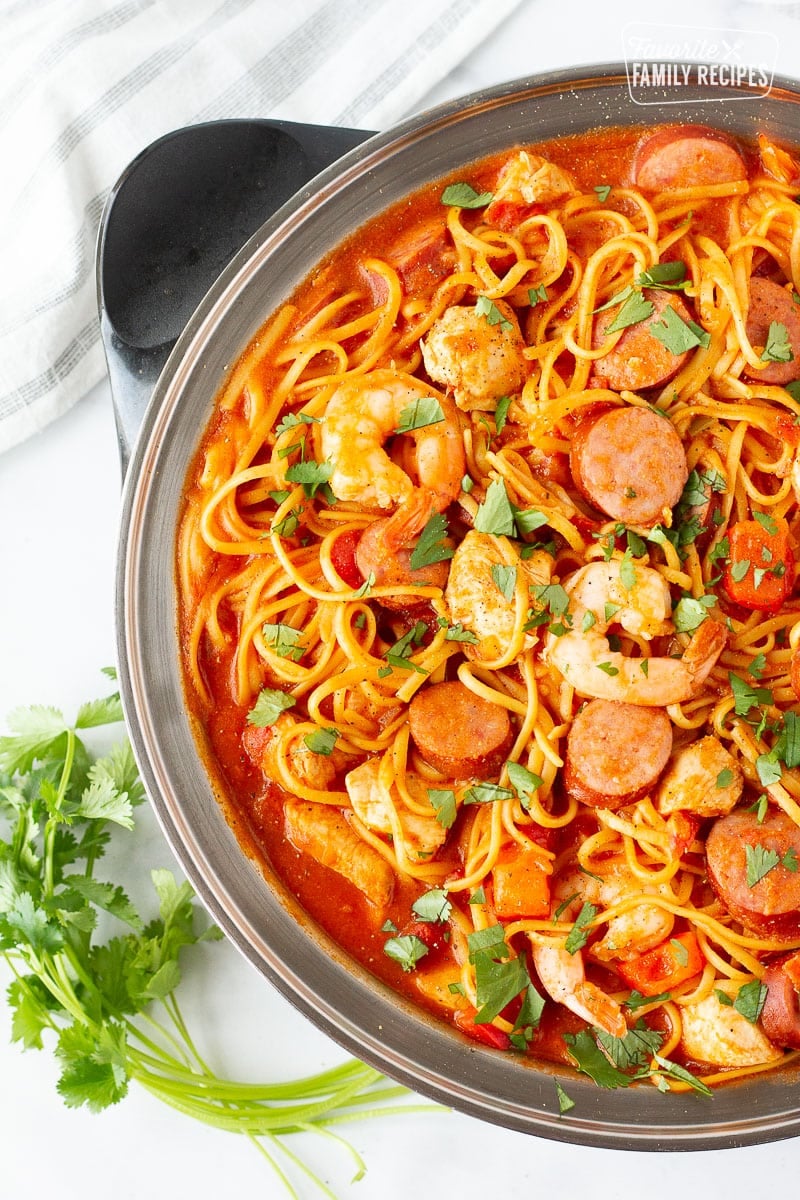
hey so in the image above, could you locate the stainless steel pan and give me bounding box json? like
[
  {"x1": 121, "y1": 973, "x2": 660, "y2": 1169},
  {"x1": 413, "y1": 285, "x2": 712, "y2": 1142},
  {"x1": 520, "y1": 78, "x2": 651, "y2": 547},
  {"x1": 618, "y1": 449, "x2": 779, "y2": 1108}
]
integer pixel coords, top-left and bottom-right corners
[{"x1": 107, "y1": 63, "x2": 800, "y2": 1149}]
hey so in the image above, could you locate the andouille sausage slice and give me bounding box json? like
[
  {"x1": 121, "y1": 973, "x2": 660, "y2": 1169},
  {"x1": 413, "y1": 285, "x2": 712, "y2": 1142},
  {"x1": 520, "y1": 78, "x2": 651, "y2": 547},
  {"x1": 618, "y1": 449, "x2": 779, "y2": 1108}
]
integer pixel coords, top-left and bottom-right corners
[
  {"x1": 633, "y1": 125, "x2": 747, "y2": 191},
  {"x1": 744, "y1": 277, "x2": 800, "y2": 386},
  {"x1": 761, "y1": 952, "x2": 800, "y2": 1049},
  {"x1": 569, "y1": 405, "x2": 688, "y2": 525},
  {"x1": 591, "y1": 289, "x2": 694, "y2": 393},
  {"x1": 408, "y1": 680, "x2": 512, "y2": 778},
  {"x1": 706, "y1": 808, "x2": 800, "y2": 939},
  {"x1": 563, "y1": 699, "x2": 673, "y2": 810}
]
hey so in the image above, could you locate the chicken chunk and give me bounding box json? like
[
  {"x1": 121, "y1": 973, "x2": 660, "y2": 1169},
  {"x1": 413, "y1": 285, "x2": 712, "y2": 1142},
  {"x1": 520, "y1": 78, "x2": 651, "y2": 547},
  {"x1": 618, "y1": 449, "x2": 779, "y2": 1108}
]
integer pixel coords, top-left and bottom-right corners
[
  {"x1": 485, "y1": 150, "x2": 577, "y2": 227},
  {"x1": 655, "y1": 735, "x2": 743, "y2": 819},
  {"x1": 345, "y1": 757, "x2": 448, "y2": 863},
  {"x1": 679, "y1": 986, "x2": 782, "y2": 1068},
  {"x1": 421, "y1": 301, "x2": 527, "y2": 412},
  {"x1": 445, "y1": 530, "x2": 551, "y2": 665},
  {"x1": 283, "y1": 798, "x2": 394, "y2": 909}
]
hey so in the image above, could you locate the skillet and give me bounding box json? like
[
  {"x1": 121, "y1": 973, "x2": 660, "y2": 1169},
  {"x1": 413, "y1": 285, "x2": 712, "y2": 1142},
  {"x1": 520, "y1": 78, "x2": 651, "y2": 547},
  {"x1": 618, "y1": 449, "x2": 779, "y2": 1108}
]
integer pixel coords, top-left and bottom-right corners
[{"x1": 101, "y1": 63, "x2": 800, "y2": 1148}]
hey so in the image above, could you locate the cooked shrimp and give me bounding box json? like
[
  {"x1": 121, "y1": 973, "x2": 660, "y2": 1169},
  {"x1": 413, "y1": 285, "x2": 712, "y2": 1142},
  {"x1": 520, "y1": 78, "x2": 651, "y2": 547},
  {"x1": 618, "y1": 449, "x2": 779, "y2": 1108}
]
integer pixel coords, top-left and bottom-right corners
[
  {"x1": 530, "y1": 942, "x2": 627, "y2": 1038},
  {"x1": 421, "y1": 301, "x2": 527, "y2": 412},
  {"x1": 552, "y1": 866, "x2": 674, "y2": 965},
  {"x1": 543, "y1": 560, "x2": 726, "y2": 705},
  {"x1": 320, "y1": 369, "x2": 465, "y2": 511},
  {"x1": 355, "y1": 490, "x2": 453, "y2": 607}
]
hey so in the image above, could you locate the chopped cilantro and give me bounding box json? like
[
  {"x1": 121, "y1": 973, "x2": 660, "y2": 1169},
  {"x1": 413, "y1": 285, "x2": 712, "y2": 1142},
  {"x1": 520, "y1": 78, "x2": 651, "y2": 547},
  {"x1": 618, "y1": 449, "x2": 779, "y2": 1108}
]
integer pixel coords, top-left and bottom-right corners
[
  {"x1": 409, "y1": 511, "x2": 453, "y2": 571},
  {"x1": 303, "y1": 727, "x2": 340, "y2": 756},
  {"x1": 564, "y1": 902, "x2": 599, "y2": 954},
  {"x1": 412, "y1": 888, "x2": 451, "y2": 924},
  {"x1": 476, "y1": 295, "x2": 512, "y2": 330},
  {"x1": 594, "y1": 184, "x2": 612, "y2": 202},
  {"x1": 649, "y1": 306, "x2": 710, "y2": 353},
  {"x1": 491, "y1": 563, "x2": 517, "y2": 602},
  {"x1": 428, "y1": 787, "x2": 458, "y2": 830},
  {"x1": 474, "y1": 478, "x2": 516, "y2": 536},
  {"x1": 284, "y1": 458, "x2": 334, "y2": 498},
  {"x1": 673, "y1": 594, "x2": 715, "y2": 633},
  {"x1": 733, "y1": 979, "x2": 768, "y2": 1024},
  {"x1": 494, "y1": 394, "x2": 512, "y2": 433},
  {"x1": 761, "y1": 321, "x2": 793, "y2": 363},
  {"x1": 605, "y1": 289, "x2": 655, "y2": 334},
  {"x1": 441, "y1": 182, "x2": 493, "y2": 208},
  {"x1": 506, "y1": 761, "x2": 543, "y2": 810},
  {"x1": 394, "y1": 397, "x2": 445, "y2": 433},
  {"x1": 247, "y1": 688, "x2": 296, "y2": 727},
  {"x1": 529, "y1": 283, "x2": 548, "y2": 305},
  {"x1": 262, "y1": 622, "x2": 305, "y2": 661},
  {"x1": 383, "y1": 934, "x2": 429, "y2": 972}
]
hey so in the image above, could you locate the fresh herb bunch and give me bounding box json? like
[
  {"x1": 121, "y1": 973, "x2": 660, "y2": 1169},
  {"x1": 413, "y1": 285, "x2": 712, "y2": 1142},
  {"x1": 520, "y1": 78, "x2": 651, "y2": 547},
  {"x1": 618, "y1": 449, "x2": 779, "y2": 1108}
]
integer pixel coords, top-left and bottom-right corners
[{"x1": 0, "y1": 673, "x2": 424, "y2": 1197}]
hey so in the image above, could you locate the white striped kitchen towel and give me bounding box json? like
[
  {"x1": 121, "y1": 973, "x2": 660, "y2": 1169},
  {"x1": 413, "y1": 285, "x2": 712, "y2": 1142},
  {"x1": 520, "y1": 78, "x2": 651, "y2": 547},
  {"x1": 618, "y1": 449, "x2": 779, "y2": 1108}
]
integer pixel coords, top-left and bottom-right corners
[{"x1": 0, "y1": 0, "x2": 524, "y2": 453}]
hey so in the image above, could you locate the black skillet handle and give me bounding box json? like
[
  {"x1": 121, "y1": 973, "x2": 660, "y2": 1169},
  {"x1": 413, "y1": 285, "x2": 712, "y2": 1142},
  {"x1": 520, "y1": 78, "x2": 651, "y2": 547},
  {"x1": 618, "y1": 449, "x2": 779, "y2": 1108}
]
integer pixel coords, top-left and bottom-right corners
[{"x1": 96, "y1": 119, "x2": 373, "y2": 478}]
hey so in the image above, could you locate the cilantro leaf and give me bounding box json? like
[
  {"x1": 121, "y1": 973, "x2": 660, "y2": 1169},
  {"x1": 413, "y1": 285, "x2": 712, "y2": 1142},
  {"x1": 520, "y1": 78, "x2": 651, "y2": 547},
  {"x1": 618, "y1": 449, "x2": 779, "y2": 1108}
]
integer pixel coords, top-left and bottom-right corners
[
  {"x1": 474, "y1": 478, "x2": 516, "y2": 535},
  {"x1": 284, "y1": 458, "x2": 333, "y2": 498},
  {"x1": 761, "y1": 321, "x2": 793, "y2": 363},
  {"x1": 734, "y1": 979, "x2": 768, "y2": 1023},
  {"x1": 564, "y1": 902, "x2": 599, "y2": 954},
  {"x1": 428, "y1": 787, "x2": 458, "y2": 829},
  {"x1": 594, "y1": 184, "x2": 611, "y2": 202},
  {"x1": 491, "y1": 563, "x2": 517, "y2": 602},
  {"x1": 247, "y1": 688, "x2": 296, "y2": 727},
  {"x1": 303, "y1": 728, "x2": 340, "y2": 756},
  {"x1": 476, "y1": 295, "x2": 512, "y2": 330},
  {"x1": 745, "y1": 843, "x2": 781, "y2": 886},
  {"x1": 411, "y1": 888, "x2": 451, "y2": 924},
  {"x1": 395, "y1": 397, "x2": 445, "y2": 433},
  {"x1": 649, "y1": 305, "x2": 710, "y2": 354},
  {"x1": 563, "y1": 1029, "x2": 635, "y2": 1088},
  {"x1": 441, "y1": 182, "x2": 493, "y2": 208},
  {"x1": 409, "y1": 511, "x2": 453, "y2": 571},
  {"x1": 605, "y1": 289, "x2": 655, "y2": 334}
]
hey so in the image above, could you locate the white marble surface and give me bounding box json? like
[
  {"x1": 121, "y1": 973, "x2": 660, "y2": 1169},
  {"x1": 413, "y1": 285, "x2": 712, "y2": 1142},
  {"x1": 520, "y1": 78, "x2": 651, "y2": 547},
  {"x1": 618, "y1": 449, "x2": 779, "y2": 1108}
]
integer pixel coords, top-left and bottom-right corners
[{"x1": 5, "y1": 1, "x2": 800, "y2": 1197}]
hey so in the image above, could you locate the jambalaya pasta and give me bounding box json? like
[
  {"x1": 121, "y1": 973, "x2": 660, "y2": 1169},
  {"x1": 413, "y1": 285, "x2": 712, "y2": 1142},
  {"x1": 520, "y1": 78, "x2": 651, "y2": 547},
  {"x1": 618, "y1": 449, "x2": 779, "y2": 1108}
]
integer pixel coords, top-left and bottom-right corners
[{"x1": 178, "y1": 123, "x2": 800, "y2": 1093}]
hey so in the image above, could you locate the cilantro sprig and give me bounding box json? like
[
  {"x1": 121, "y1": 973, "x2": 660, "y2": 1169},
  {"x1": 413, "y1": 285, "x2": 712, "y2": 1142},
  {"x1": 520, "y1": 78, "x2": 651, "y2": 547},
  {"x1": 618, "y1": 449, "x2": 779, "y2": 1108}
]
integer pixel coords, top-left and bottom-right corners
[{"x1": 0, "y1": 678, "x2": 422, "y2": 1194}]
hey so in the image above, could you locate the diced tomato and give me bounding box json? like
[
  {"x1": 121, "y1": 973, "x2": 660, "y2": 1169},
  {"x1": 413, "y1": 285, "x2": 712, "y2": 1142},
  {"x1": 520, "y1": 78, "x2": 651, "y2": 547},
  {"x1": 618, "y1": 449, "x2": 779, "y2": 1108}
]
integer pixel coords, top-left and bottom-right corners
[
  {"x1": 721, "y1": 517, "x2": 795, "y2": 612},
  {"x1": 484, "y1": 198, "x2": 538, "y2": 231},
  {"x1": 454, "y1": 1008, "x2": 511, "y2": 1050},
  {"x1": 775, "y1": 414, "x2": 800, "y2": 449},
  {"x1": 329, "y1": 529, "x2": 364, "y2": 589},
  {"x1": 616, "y1": 931, "x2": 703, "y2": 997},
  {"x1": 241, "y1": 723, "x2": 271, "y2": 764},
  {"x1": 491, "y1": 845, "x2": 551, "y2": 919}
]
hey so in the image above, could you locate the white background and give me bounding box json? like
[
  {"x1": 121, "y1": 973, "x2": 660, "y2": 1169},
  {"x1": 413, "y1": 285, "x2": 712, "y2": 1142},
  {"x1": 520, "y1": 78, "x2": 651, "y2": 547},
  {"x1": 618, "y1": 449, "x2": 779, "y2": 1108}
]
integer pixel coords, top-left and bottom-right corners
[{"x1": 5, "y1": 0, "x2": 800, "y2": 1196}]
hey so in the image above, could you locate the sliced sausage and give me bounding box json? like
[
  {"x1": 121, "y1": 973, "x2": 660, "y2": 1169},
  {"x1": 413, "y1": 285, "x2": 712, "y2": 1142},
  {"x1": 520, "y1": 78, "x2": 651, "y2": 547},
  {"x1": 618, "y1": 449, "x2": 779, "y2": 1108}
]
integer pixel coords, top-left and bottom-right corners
[
  {"x1": 563, "y1": 699, "x2": 673, "y2": 810},
  {"x1": 408, "y1": 680, "x2": 512, "y2": 778},
  {"x1": 590, "y1": 289, "x2": 694, "y2": 393},
  {"x1": 706, "y1": 807, "x2": 800, "y2": 939},
  {"x1": 283, "y1": 798, "x2": 395, "y2": 909},
  {"x1": 633, "y1": 125, "x2": 747, "y2": 191},
  {"x1": 761, "y1": 952, "x2": 800, "y2": 1049},
  {"x1": 743, "y1": 277, "x2": 800, "y2": 386},
  {"x1": 569, "y1": 404, "x2": 688, "y2": 525}
]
